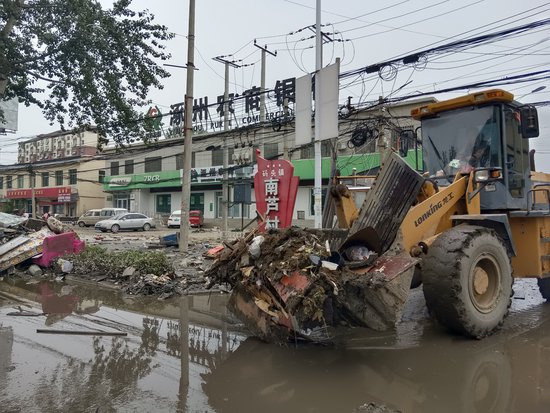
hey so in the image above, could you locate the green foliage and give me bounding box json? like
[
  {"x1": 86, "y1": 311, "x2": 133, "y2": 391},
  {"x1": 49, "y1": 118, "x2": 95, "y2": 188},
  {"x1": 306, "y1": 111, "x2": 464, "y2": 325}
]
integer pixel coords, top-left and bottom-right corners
[
  {"x1": 67, "y1": 245, "x2": 173, "y2": 276},
  {"x1": 0, "y1": 0, "x2": 173, "y2": 145}
]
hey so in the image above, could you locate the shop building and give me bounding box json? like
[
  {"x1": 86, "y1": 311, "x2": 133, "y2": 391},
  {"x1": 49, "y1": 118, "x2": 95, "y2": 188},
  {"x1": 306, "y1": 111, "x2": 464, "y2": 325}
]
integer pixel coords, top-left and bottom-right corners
[{"x1": 0, "y1": 127, "x2": 105, "y2": 217}]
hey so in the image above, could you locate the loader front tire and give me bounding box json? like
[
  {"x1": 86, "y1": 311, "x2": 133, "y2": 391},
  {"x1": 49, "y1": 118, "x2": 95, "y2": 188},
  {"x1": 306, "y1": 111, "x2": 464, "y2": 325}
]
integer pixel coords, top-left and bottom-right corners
[{"x1": 422, "y1": 225, "x2": 512, "y2": 339}]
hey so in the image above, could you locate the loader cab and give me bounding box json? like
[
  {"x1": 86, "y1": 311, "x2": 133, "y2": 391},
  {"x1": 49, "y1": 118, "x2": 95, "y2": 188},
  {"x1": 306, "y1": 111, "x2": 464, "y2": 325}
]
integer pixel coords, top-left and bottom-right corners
[{"x1": 413, "y1": 89, "x2": 539, "y2": 211}]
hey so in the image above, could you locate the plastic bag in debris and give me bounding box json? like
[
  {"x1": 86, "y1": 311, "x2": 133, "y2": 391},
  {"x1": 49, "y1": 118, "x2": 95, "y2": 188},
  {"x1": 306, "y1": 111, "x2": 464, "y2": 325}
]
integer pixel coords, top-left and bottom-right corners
[
  {"x1": 345, "y1": 245, "x2": 374, "y2": 261},
  {"x1": 57, "y1": 259, "x2": 73, "y2": 273},
  {"x1": 248, "y1": 235, "x2": 265, "y2": 259}
]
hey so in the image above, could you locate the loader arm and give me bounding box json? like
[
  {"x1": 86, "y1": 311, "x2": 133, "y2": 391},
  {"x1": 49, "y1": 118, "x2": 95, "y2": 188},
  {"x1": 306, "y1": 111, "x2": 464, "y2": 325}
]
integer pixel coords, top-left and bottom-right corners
[{"x1": 401, "y1": 175, "x2": 473, "y2": 254}]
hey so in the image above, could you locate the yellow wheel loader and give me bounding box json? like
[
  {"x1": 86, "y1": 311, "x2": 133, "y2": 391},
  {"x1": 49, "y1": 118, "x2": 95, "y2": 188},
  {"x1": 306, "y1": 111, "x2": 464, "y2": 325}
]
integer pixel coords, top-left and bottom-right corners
[
  {"x1": 337, "y1": 89, "x2": 550, "y2": 338},
  {"x1": 208, "y1": 89, "x2": 548, "y2": 344}
]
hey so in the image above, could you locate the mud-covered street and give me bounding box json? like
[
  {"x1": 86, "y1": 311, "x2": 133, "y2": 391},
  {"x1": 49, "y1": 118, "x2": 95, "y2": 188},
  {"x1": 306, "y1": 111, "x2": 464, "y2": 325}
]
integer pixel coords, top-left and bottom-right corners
[{"x1": 1, "y1": 274, "x2": 549, "y2": 413}]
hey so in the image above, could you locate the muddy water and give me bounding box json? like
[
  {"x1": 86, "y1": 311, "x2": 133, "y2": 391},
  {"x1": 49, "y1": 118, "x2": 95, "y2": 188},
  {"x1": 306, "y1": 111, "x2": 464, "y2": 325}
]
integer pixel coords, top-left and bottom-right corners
[{"x1": 0, "y1": 278, "x2": 549, "y2": 413}]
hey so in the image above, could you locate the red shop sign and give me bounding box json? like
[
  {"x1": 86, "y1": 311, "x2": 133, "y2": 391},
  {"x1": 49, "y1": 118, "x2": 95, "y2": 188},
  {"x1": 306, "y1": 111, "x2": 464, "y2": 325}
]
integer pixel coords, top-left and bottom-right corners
[
  {"x1": 254, "y1": 150, "x2": 299, "y2": 231},
  {"x1": 6, "y1": 186, "x2": 72, "y2": 199}
]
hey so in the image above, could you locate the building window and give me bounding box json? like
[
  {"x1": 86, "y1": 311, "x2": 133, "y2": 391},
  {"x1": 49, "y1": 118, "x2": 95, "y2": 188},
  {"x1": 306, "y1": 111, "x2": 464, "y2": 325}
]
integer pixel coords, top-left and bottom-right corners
[
  {"x1": 17, "y1": 175, "x2": 24, "y2": 188},
  {"x1": 264, "y1": 143, "x2": 279, "y2": 159},
  {"x1": 156, "y1": 194, "x2": 171, "y2": 214},
  {"x1": 0, "y1": 177, "x2": 3, "y2": 189},
  {"x1": 110, "y1": 162, "x2": 119, "y2": 176},
  {"x1": 176, "y1": 154, "x2": 183, "y2": 171},
  {"x1": 300, "y1": 141, "x2": 332, "y2": 159},
  {"x1": 55, "y1": 170, "x2": 63, "y2": 186},
  {"x1": 212, "y1": 149, "x2": 222, "y2": 166},
  {"x1": 41, "y1": 172, "x2": 49, "y2": 187},
  {"x1": 69, "y1": 169, "x2": 77, "y2": 185},
  {"x1": 99, "y1": 170, "x2": 105, "y2": 183},
  {"x1": 212, "y1": 148, "x2": 234, "y2": 166},
  {"x1": 124, "y1": 160, "x2": 134, "y2": 174},
  {"x1": 145, "y1": 156, "x2": 162, "y2": 173},
  {"x1": 6, "y1": 175, "x2": 12, "y2": 189}
]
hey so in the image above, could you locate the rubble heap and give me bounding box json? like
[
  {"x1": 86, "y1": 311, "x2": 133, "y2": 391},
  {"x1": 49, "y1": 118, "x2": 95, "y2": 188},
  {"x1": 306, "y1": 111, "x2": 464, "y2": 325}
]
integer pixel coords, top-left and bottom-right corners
[{"x1": 206, "y1": 227, "x2": 417, "y2": 344}]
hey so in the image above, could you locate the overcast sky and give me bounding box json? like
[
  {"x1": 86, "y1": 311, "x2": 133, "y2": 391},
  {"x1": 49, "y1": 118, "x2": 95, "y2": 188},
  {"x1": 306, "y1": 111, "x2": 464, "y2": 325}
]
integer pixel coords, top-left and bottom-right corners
[{"x1": 4, "y1": 0, "x2": 550, "y2": 170}]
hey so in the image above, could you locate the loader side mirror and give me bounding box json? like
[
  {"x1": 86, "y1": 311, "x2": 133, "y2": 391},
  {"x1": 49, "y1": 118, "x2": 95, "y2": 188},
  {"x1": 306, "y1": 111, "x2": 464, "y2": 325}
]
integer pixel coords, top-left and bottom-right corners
[
  {"x1": 520, "y1": 106, "x2": 539, "y2": 138},
  {"x1": 399, "y1": 130, "x2": 415, "y2": 157}
]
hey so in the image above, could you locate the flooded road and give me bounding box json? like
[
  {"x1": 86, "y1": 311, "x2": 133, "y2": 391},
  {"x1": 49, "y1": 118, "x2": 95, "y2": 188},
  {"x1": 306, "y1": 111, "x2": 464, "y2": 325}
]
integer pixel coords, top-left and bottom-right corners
[{"x1": 1, "y1": 277, "x2": 549, "y2": 413}]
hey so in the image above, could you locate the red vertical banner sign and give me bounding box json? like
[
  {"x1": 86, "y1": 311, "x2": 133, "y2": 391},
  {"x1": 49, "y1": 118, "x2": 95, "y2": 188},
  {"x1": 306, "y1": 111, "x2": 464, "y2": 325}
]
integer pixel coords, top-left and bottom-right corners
[{"x1": 254, "y1": 150, "x2": 299, "y2": 231}]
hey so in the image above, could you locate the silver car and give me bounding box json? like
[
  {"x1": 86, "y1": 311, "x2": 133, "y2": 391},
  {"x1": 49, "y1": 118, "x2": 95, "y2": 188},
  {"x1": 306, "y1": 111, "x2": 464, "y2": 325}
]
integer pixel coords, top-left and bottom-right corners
[{"x1": 95, "y1": 213, "x2": 156, "y2": 233}]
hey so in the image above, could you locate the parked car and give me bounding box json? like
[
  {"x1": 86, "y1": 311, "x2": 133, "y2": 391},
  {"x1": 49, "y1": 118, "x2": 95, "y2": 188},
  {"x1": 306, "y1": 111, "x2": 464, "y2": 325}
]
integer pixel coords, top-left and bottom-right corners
[
  {"x1": 77, "y1": 209, "x2": 102, "y2": 227},
  {"x1": 95, "y1": 213, "x2": 156, "y2": 233},
  {"x1": 167, "y1": 210, "x2": 203, "y2": 228},
  {"x1": 167, "y1": 210, "x2": 181, "y2": 228},
  {"x1": 189, "y1": 210, "x2": 203, "y2": 227},
  {"x1": 78, "y1": 207, "x2": 127, "y2": 227}
]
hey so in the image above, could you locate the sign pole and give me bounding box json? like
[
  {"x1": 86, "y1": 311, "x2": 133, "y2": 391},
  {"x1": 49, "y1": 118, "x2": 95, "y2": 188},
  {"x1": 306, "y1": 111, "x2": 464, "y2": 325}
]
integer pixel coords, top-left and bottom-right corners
[{"x1": 313, "y1": 0, "x2": 323, "y2": 229}]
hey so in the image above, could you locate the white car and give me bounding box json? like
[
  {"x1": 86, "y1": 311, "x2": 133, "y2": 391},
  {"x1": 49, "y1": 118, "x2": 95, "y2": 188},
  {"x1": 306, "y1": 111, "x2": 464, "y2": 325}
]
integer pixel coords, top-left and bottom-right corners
[
  {"x1": 95, "y1": 213, "x2": 156, "y2": 233},
  {"x1": 167, "y1": 210, "x2": 181, "y2": 228}
]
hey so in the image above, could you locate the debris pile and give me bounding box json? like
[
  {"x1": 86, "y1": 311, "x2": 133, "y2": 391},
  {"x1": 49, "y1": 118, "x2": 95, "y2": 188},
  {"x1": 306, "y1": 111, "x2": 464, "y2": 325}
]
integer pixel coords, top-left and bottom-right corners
[
  {"x1": 205, "y1": 227, "x2": 417, "y2": 344},
  {"x1": 65, "y1": 244, "x2": 218, "y2": 298},
  {"x1": 0, "y1": 214, "x2": 84, "y2": 275}
]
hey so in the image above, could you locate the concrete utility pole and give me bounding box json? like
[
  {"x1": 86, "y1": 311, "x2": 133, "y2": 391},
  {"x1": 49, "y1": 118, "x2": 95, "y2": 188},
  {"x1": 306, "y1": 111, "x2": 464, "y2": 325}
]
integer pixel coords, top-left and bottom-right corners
[
  {"x1": 27, "y1": 165, "x2": 36, "y2": 217},
  {"x1": 213, "y1": 56, "x2": 241, "y2": 238},
  {"x1": 179, "y1": 0, "x2": 196, "y2": 253},
  {"x1": 313, "y1": 0, "x2": 323, "y2": 228},
  {"x1": 377, "y1": 96, "x2": 387, "y2": 160},
  {"x1": 254, "y1": 41, "x2": 277, "y2": 128}
]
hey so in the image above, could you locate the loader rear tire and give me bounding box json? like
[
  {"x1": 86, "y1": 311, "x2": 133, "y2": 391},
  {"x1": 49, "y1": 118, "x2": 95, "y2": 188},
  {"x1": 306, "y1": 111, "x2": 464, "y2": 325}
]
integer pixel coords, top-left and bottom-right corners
[
  {"x1": 538, "y1": 278, "x2": 550, "y2": 301},
  {"x1": 422, "y1": 225, "x2": 512, "y2": 339}
]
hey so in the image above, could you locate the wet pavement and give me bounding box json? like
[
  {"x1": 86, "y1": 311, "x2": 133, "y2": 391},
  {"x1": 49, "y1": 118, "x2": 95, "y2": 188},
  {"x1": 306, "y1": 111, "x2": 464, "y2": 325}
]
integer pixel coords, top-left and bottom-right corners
[{"x1": 1, "y1": 277, "x2": 549, "y2": 413}]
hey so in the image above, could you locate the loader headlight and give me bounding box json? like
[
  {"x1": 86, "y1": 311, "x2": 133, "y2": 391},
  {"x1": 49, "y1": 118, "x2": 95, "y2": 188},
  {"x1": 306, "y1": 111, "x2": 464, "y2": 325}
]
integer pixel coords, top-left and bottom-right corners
[
  {"x1": 474, "y1": 170, "x2": 490, "y2": 182},
  {"x1": 474, "y1": 167, "x2": 502, "y2": 183}
]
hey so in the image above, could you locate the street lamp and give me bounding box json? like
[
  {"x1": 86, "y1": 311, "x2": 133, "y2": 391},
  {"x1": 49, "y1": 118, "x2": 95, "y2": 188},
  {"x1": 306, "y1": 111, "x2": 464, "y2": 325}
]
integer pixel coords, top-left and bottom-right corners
[{"x1": 517, "y1": 85, "x2": 547, "y2": 100}]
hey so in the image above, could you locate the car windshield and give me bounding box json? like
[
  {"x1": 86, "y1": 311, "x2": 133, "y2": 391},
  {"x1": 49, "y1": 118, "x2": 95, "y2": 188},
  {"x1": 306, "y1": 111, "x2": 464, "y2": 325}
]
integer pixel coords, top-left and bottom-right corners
[
  {"x1": 421, "y1": 105, "x2": 501, "y2": 179},
  {"x1": 172, "y1": 213, "x2": 181, "y2": 218},
  {"x1": 112, "y1": 213, "x2": 126, "y2": 220}
]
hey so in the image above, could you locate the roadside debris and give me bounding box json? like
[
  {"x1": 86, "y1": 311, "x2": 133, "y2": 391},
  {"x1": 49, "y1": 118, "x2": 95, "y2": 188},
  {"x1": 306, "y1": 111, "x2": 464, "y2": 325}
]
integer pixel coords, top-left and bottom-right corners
[
  {"x1": 0, "y1": 215, "x2": 84, "y2": 274},
  {"x1": 205, "y1": 227, "x2": 417, "y2": 344}
]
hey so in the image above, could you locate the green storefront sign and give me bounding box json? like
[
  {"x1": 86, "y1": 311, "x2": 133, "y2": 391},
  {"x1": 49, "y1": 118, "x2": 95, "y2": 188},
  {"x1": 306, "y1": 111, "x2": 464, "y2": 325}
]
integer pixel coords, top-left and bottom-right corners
[{"x1": 104, "y1": 171, "x2": 182, "y2": 191}]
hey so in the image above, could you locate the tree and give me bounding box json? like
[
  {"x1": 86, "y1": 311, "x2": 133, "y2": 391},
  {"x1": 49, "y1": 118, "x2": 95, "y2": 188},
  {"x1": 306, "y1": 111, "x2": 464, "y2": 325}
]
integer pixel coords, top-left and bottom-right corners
[{"x1": 0, "y1": 0, "x2": 173, "y2": 145}]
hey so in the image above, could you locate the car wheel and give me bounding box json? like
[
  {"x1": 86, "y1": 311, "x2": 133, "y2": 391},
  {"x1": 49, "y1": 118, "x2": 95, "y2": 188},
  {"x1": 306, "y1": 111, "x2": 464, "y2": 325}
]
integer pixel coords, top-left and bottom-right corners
[
  {"x1": 143, "y1": 223, "x2": 151, "y2": 231},
  {"x1": 111, "y1": 224, "x2": 120, "y2": 233},
  {"x1": 78, "y1": 221, "x2": 86, "y2": 227}
]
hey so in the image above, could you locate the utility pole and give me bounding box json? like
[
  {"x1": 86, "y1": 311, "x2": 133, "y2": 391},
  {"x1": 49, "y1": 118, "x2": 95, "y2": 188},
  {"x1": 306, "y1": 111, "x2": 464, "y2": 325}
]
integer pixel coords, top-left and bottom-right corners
[
  {"x1": 313, "y1": 0, "x2": 323, "y2": 228},
  {"x1": 27, "y1": 165, "x2": 36, "y2": 217},
  {"x1": 213, "y1": 56, "x2": 241, "y2": 238},
  {"x1": 282, "y1": 97, "x2": 290, "y2": 160},
  {"x1": 377, "y1": 96, "x2": 387, "y2": 161},
  {"x1": 179, "y1": 0, "x2": 195, "y2": 253},
  {"x1": 254, "y1": 41, "x2": 276, "y2": 129}
]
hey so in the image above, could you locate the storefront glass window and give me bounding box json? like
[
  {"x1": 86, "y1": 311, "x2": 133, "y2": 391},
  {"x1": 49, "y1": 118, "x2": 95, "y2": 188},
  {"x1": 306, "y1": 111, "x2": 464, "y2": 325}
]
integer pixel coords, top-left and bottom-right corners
[{"x1": 156, "y1": 194, "x2": 171, "y2": 213}]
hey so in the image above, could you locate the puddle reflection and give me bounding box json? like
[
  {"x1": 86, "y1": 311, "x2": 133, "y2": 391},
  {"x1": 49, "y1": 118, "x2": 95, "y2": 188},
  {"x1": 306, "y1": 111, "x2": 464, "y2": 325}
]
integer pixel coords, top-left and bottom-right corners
[{"x1": 0, "y1": 279, "x2": 549, "y2": 412}]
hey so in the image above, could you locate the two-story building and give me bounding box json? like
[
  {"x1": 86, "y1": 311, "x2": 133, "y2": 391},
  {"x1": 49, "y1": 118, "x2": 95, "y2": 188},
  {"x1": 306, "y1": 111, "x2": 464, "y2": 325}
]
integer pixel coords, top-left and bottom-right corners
[{"x1": 0, "y1": 127, "x2": 105, "y2": 217}]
